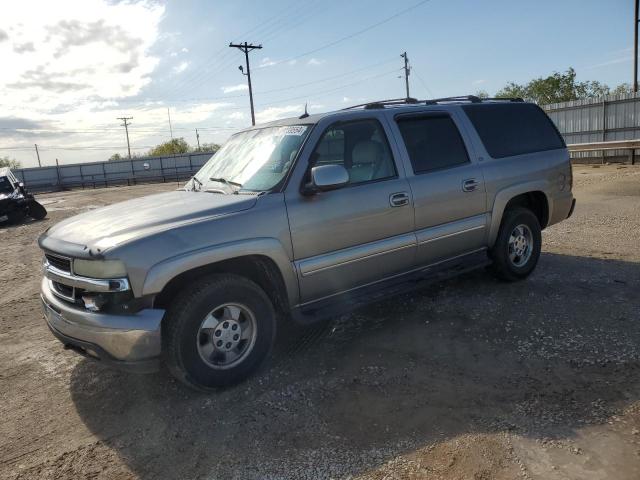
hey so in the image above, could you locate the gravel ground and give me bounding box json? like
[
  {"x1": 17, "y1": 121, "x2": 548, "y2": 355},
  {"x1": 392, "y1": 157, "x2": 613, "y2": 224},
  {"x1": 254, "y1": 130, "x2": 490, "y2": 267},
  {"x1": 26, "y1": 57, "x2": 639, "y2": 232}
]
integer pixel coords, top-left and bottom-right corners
[{"x1": 1, "y1": 166, "x2": 639, "y2": 480}]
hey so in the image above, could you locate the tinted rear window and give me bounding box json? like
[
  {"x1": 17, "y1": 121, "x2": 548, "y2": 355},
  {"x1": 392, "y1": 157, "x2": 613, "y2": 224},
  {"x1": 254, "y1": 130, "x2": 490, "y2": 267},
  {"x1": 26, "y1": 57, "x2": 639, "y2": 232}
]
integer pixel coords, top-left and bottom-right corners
[
  {"x1": 396, "y1": 115, "x2": 469, "y2": 173},
  {"x1": 462, "y1": 103, "x2": 565, "y2": 158}
]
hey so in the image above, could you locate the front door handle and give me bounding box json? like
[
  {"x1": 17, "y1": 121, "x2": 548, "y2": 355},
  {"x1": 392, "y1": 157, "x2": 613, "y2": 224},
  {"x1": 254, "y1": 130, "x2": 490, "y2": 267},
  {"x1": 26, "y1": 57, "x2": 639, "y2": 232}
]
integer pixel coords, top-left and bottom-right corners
[
  {"x1": 462, "y1": 179, "x2": 479, "y2": 192},
  {"x1": 389, "y1": 192, "x2": 410, "y2": 207}
]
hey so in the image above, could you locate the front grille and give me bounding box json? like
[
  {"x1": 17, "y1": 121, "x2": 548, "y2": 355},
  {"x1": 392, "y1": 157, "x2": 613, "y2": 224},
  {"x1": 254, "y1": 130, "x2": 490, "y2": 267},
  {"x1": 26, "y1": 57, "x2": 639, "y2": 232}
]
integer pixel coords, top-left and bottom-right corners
[
  {"x1": 51, "y1": 281, "x2": 85, "y2": 305},
  {"x1": 45, "y1": 253, "x2": 71, "y2": 273}
]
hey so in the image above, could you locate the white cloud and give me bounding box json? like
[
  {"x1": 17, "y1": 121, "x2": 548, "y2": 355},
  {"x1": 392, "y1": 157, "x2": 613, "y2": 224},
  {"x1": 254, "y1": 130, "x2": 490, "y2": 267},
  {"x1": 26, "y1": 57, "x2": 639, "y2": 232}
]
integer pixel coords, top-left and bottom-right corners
[
  {"x1": 173, "y1": 61, "x2": 190, "y2": 74},
  {"x1": 181, "y1": 47, "x2": 189, "y2": 53},
  {"x1": 221, "y1": 84, "x2": 248, "y2": 94},
  {"x1": 307, "y1": 58, "x2": 324, "y2": 66},
  {"x1": 0, "y1": 0, "x2": 175, "y2": 166},
  {"x1": 255, "y1": 104, "x2": 303, "y2": 124},
  {"x1": 287, "y1": 59, "x2": 297, "y2": 66},
  {"x1": 342, "y1": 96, "x2": 351, "y2": 103},
  {"x1": 0, "y1": 0, "x2": 163, "y2": 109},
  {"x1": 472, "y1": 79, "x2": 486, "y2": 85},
  {"x1": 260, "y1": 57, "x2": 277, "y2": 68},
  {"x1": 587, "y1": 57, "x2": 631, "y2": 69},
  {"x1": 226, "y1": 111, "x2": 246, "y2": 120}
]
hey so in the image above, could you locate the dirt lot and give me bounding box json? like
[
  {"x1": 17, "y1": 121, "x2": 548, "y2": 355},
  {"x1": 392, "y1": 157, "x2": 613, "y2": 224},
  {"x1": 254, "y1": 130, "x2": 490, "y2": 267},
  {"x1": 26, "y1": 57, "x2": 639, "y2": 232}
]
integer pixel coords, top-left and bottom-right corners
[{"x1": 1, "y1": 165, "x2": 640, "y2": 480}]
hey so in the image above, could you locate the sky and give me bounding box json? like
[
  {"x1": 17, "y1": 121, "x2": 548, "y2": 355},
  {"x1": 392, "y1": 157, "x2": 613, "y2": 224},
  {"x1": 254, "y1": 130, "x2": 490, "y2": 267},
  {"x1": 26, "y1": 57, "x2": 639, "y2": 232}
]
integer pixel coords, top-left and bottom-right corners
[{"x1": 0, "y1": 0, "x2": 635, "y2": 167}]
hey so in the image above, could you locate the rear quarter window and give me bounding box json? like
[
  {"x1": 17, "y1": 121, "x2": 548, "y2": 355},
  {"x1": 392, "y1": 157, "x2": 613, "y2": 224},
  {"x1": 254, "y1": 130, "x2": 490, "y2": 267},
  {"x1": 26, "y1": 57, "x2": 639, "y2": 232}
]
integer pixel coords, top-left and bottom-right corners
[{"x1": 462, "y1": 103, "x2": 565, "y2": 158}]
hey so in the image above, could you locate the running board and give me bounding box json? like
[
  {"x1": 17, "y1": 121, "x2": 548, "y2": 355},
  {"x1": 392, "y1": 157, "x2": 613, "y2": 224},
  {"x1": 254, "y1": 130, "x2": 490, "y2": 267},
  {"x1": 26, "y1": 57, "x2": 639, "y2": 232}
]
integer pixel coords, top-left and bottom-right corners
[{"x1": 291, "y1": 249, "x2": 491, "y2": 325}]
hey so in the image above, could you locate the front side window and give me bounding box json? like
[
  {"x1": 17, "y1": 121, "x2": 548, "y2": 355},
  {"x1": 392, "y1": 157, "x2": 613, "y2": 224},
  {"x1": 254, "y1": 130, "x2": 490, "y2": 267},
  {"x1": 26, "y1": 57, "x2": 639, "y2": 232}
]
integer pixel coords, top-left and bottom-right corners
[
  {"x1": 310, "y1": 119, "x2": 396, "y2": 185},
  {"x1": 193, "y1": 125, "x2": 310, "y2": 192},
  {"x1": 397, "y1": 114, "x2": 470, "y2": 174}
]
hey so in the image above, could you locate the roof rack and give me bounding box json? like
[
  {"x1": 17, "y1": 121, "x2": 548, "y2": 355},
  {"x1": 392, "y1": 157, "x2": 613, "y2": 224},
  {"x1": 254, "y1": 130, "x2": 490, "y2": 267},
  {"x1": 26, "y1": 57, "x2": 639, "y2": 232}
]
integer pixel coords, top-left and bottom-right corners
[
  {"x1": 342, "y1": 95, "x2": 526, "y2": 111},
  {"x1": 424, "y1": 95, "x2": 524, "y2": 105},
  {"x1": 341, "y1": 97, "x2": 420, "y2": 111}
]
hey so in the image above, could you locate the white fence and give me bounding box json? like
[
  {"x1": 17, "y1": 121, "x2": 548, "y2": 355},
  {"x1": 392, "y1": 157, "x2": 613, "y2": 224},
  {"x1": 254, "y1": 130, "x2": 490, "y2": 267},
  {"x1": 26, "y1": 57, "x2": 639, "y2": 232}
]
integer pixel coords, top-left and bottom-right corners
[{"x1": 543, "y1": 93, "x2": 640, "y2": 163}]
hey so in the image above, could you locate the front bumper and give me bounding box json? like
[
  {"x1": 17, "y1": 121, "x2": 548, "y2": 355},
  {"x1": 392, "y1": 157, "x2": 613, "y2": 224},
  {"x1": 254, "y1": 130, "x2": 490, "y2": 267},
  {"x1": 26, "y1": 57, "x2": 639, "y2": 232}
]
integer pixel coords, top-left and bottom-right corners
[{"x1": 41, "y1": 277, "x2": 164, "y2": 373}]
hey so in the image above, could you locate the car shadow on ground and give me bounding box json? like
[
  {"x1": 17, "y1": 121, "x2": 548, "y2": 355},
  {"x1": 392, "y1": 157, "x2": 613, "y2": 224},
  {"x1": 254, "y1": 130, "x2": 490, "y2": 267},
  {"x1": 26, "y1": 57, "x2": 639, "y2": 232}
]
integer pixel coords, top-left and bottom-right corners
[
  {"x1": 0, "y1": 217, "x2": 47, "y2": 230},
  {"x1": 68, "y1": 252, "x2": 640, "y2": 479}
]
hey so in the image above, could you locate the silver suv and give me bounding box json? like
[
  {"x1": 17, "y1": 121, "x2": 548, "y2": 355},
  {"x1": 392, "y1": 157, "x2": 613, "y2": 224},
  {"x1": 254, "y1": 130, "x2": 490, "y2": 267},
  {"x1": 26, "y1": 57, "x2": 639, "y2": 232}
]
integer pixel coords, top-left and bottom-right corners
[{"x1": 39, "y1": 96, "x2": 575, "y2": 389}]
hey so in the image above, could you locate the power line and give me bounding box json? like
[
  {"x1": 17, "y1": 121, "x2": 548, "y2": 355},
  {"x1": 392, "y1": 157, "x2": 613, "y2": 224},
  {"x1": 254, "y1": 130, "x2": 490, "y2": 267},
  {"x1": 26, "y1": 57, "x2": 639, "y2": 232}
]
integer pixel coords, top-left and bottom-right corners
[
  {"x1": 158, "y1": 0, "x2": 321, "y2": 101},
  {"x1": 269, "y1": 0, "x2": 434, "y2": 67},
  {"x1": 412, "y1": 68, "x2": 435, "y2": 97}
]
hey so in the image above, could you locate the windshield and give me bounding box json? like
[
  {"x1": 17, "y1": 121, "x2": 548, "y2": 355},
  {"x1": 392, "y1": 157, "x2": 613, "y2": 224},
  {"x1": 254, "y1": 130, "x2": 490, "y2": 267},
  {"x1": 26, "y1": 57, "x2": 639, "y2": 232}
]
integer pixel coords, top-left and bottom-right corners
[
  {"x1": 0, "y1": 177, "x2": 15, "y2": 194},
  {"x1": 191, "y1": 125, "x2": 311, "y2": 193}
]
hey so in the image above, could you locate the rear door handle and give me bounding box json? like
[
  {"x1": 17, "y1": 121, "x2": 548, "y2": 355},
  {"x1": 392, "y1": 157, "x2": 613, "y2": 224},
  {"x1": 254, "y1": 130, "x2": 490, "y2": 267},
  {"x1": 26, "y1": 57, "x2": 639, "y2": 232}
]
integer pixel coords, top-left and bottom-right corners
[
  {"x1": 389, "y1": 192, "x2": 410, "y2": 207},
  {"x1": 462, "y1": 179, "x2": 479, "y2": 192}
]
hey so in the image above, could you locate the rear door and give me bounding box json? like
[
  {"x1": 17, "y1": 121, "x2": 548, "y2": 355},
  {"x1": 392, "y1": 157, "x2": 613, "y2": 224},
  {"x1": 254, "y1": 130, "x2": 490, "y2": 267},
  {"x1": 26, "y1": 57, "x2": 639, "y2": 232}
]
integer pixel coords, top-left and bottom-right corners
[{"x1": 388, "y1": 109, "x2": 488, "y2": 266}]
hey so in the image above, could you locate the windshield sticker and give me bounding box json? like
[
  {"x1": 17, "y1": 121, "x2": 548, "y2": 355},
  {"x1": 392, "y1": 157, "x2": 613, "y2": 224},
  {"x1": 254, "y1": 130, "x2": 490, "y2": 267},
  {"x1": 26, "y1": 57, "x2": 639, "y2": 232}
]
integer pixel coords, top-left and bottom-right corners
[{"x1": 283, "y1": 126, "x2": 307, "y2": 136}]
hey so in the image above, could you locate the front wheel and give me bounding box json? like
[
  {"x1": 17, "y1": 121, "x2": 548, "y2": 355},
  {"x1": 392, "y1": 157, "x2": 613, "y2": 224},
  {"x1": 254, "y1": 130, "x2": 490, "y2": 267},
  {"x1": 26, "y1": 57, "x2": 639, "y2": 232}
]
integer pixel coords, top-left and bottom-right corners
[
  {"x1": 162, "y1": 274, "x2": 276, "y2": 390},
  {"x1": 489, "y1": 207, "x2": 541, "y2": 281},
  {"x1": 28, "y1": 199, "x2": 47, "y2": 220}
]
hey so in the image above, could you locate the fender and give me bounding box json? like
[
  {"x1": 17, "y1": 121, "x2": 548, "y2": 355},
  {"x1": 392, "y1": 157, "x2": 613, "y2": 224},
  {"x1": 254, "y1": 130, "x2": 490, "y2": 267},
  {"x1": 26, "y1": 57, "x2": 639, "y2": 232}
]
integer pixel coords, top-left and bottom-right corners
[
  {"x1": 142, "y1": 237, "x2": 299, "y2": 306},
  {"x1": 488, "y1": 180, "x2": 552, "y2": 247}
]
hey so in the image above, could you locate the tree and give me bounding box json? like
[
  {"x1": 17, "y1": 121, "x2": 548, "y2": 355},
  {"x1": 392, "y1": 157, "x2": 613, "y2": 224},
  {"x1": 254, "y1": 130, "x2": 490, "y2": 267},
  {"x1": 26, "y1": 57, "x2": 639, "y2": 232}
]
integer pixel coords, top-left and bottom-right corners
[
  {"x1": 195, "y1": 142, "x2": 221, "y2": 153},
  {"x1": 611, "y1": 83, "x2": 633, "y2": 95},
  {"x1": 109, "y1": 153, "x2": 123, "y2": 161},
  {"x1": 496, "y1": 68, "x2": 611, "y2": 104},
  {"x1": 0, "y1": 156, "x2": 21, "y2": 169},
  {"x1": 147, "y1": 138, "x2": 191, "y2": 157},
  {"x1": 475, "y1": 90, "x2": 489, "y2": 99}
]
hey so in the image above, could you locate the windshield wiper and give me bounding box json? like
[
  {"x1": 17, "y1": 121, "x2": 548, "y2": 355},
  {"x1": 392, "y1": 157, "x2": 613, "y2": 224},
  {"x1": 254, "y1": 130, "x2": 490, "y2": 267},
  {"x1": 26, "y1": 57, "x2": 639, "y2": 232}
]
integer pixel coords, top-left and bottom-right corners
[
  {"x1": 191, "y1": 176, "x2": 203, "y2": 191},
  {"x1": 209, "y1": 177, "x2": 242, "y2": 188}
]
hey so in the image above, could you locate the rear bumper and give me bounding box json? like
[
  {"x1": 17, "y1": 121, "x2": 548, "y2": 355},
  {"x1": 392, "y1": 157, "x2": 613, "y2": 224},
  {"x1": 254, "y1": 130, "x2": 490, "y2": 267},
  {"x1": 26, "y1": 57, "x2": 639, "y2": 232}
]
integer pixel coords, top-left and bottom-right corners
[
  {"x1": 548, "y1": 192, "x2": 576, "y2": 226},
  {"x1": 41, "y1": 277, "x2": 164, "y2": 373}
]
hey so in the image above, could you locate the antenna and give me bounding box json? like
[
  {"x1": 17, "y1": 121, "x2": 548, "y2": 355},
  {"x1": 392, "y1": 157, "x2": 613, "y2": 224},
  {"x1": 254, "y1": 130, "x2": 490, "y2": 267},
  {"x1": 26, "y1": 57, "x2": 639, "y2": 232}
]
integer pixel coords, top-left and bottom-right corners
[{"x1": 299, "y1": 103, "x2": 309, "y2": 119}]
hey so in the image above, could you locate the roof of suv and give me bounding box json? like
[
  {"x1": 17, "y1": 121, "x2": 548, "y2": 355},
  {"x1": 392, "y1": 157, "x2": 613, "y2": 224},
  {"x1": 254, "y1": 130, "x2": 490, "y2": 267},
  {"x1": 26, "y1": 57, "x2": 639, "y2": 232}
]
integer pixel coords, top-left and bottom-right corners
[{"x1": 257, "y1": 95, "x2": 527, "y2": 129}]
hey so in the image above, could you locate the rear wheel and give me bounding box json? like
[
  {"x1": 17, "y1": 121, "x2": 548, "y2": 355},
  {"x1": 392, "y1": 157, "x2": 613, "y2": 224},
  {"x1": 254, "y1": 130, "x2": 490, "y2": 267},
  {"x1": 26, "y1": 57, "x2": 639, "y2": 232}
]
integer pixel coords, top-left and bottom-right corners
[
  {"x1": 489, "y1": 207, "x2": 541, "y2": 281},
  {"x1": 162, "y1": 274, "x2": 276, "y2": 390}
]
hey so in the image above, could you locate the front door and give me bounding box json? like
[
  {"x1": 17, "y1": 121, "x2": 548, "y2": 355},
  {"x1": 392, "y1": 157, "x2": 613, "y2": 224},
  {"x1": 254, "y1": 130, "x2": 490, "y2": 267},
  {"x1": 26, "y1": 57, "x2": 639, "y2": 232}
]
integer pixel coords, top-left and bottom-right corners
[{"x1": 285, "y1": 117, "x2": 415, "y2": 304}]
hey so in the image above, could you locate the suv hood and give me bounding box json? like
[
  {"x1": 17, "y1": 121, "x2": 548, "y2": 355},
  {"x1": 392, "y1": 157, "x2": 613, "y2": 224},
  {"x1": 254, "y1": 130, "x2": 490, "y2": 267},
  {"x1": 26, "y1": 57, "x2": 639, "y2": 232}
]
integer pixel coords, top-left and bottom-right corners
[{"x1": 41, "y1": 190, "x2": 257, "y2": 253}]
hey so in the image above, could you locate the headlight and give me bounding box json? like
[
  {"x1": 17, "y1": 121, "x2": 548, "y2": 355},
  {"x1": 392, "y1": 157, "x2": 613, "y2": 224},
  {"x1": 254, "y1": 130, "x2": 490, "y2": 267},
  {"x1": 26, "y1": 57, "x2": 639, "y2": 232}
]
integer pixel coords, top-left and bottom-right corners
[{"x1": 73, "y1": 259, "x2": 127, "y2": 278}]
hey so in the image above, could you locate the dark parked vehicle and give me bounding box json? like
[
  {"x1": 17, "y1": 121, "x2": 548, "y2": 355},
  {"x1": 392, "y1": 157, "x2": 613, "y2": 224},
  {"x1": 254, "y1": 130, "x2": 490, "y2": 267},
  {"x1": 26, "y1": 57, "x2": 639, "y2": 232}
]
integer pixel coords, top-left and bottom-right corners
[{"x1": 0, "y1": 167, "x2": 47, "y2": 224}]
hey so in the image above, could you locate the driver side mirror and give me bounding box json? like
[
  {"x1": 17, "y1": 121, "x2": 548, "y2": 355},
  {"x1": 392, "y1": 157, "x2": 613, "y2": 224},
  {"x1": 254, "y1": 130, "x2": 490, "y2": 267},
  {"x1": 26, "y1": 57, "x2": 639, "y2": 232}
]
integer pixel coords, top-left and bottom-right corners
[{"x1": 303, "y1": 164, "x2": 349, "y2": 195}]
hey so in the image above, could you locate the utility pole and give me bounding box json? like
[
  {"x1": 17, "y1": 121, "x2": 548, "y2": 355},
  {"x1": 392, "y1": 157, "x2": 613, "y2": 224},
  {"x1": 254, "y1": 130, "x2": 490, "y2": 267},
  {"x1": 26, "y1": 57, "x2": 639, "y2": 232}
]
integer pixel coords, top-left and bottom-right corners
[
  {"x1": 34, "y1": 144, "x2": 41, "y2": 167},
  {"x1": 167, "y1": 108, "x2": 173, "y2": 139},
  {"x1": 117, "y1": 116, "x2": 133, "y2": 159},
  {"x1": 229, "y1": 41, "x2": 262, "y2": 125},
  {"x1": 635, "y1": 0, "x2": 639, "y2": 92},
  {"x1": 195, "y1": 128, "x2": 201, "y2": 150},
  {"x1": 401, "y1": 52, "x2": 411, "y2": 100}
]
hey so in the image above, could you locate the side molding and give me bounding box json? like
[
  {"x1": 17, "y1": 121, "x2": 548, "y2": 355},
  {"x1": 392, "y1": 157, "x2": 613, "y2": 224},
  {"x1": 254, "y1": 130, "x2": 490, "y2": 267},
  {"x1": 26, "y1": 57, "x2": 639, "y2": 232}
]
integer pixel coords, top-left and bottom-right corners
[
  {"x1": 142, "y1": 237, "x2": 299, "y2": 306},
  {"x1": 488, "y1": 181, "x2": 551, "y2": 247}
]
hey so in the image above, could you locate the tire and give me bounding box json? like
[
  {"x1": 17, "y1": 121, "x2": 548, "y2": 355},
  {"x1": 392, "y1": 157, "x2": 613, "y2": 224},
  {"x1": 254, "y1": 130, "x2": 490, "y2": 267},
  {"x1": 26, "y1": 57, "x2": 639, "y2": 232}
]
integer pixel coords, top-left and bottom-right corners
[
  {"x1": 6, "y1": 209, "x2": 26, "y2": 225},
  {"x1": 162, "y1": 274, "x2": 276, "y2": 390},
  {"x1": 28, "y1": 200, "x2": 47, "y2": 220},
  {"x1": 489, "y1": 207, "x2": 541, "y2": 282}
]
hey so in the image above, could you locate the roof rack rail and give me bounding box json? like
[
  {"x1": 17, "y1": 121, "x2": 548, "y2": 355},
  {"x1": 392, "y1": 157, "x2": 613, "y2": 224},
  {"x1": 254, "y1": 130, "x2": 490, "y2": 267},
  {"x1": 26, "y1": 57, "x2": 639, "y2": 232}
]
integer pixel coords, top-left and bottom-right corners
[
  {"x1": 424, "y1": 95, "x2": 482, "y2": 105},
  {"x1": 484, "y1": 97, "x2": 525, "y2": 102},
  {"x1": 341, "y1": 97, "x2": 420, "y2": 111},
  {"x1": 424, "y1": 95, "x2": 525, "y2": 105},
  {"x1": 341, "y1": 95, "x2": 526, "y2": 111}
]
